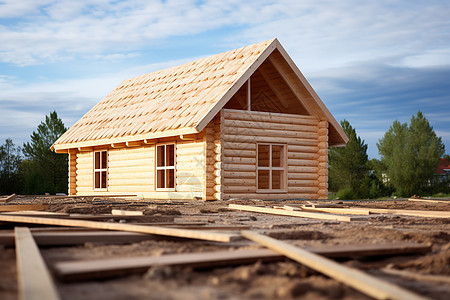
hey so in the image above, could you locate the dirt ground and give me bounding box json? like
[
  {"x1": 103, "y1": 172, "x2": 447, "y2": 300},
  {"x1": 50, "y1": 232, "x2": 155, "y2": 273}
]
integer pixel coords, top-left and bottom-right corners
[{"x1": 0, "y1": 196, "x2": 449, "y2": 300}]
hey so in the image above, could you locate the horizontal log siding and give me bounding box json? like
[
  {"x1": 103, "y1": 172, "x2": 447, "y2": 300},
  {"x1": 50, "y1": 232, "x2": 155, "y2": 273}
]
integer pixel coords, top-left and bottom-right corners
[
  {"x1": 74, "y1": 139, "x2": 205, "y2": 199},
  {"x1": 221, "y1": 109, "x2": 326, "y2": 200}
]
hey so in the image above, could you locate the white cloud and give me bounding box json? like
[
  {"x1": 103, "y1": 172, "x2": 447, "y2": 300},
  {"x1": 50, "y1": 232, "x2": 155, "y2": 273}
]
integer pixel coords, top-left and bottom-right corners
[{"x1": 2, "y1": 1, "x2": 446, "y2": 68}]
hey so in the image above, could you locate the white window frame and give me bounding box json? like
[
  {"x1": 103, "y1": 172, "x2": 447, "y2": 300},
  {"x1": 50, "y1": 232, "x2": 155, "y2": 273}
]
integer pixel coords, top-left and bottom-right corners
[
  {"x1": 256, "y1": 143, "x2": 287, "y2": 193},
  {"x1": 155, "y1": 143, "x2": 176, "y2": 191},
  {"x1": 93, "y1": 150, "x2": 108, "y2": 190}
]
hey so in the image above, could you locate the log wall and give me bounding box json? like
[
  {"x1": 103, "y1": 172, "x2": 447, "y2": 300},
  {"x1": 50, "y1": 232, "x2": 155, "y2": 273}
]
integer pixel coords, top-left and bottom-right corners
[
  {"x1": 220, "y1": 108, "x2": 328, "y2": 200},
  {"x1": 74, "y1": 138, "x2": 205, "y2": 199}
]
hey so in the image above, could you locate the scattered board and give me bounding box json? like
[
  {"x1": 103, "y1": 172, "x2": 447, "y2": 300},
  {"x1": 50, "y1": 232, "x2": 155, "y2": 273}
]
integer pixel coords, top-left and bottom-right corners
[
  {"x1": 0, "y1": 215, "x2": 239, "y2": 243},
  {"x1": 54, "y1": 242, "x2": 430, "y2": 281},
  {"x1": 408, "y1": 198, "x2": 450, "y2": 204},
  {"x1": 229, "y1": 204, "x2": 368, "y2": 222},
  {"x1": 15, "y1": 227, "x2": 60, "y2": 300},
  {"x1": 0, "y1": 204, "x2": 48, "y2": 212},
  {"x1": 111, "y1": 209, "x2": 143, "y2": 216},
  {"x1": 0, "y1": 193, "x2": 16, "y2": 203},
  {"x1": 242, "y1": 231, "x2": 429, "y2": 300},
  {"x1": 352, "y1": 208, "x2": 450, "y2": 218}
]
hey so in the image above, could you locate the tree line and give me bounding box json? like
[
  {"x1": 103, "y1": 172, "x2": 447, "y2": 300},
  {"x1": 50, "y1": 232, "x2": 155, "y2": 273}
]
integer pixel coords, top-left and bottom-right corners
[
  {"x1": 0, "y1": 111, "x2": 68, "y2": 195},
  {"x1": 0, "y1": 110, "x2": 448, "y2": 198},
  {"x1": 329, "y1": 111, "x2": 448, "y2": 199}
]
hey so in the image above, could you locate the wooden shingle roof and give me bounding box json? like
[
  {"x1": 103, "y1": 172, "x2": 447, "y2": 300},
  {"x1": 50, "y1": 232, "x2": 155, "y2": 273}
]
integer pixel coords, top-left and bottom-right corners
[{"x1": 52, "y1": 39, "x2": 347, "y2": 151}]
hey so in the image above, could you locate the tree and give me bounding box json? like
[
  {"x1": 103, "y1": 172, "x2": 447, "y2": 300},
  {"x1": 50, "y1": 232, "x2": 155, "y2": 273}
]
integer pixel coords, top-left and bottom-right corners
[
  {"x1": 328, "y1": 120, "x2": 369, "y2": 198},
  {"x1": 22, "y1": 111, "x2": 68, "y2": 194},
  {"x1": 377, "y1": 111, "x2": 445, "y2": 196},
  {"x1": 0, "y1": 138, "x2": 23, "y2": 194}
]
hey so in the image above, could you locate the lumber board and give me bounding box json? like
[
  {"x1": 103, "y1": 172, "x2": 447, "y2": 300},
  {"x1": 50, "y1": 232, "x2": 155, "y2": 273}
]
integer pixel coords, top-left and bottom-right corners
[
  {"x1": 242, "y1": 231, "x2": 429, "y2": 300},
  {"x1": 53, "y1": 242, "x2": 431, "y2": 281},
  {"x1": 228, "y1": 204, "x2": 367, "y2": 222},
  {"x1": 380, "y1": 267, "x2": 450, "y2": 284},
  {"x1": 15, "y1": 227, "x2": 60, "y2": 300},
  {"x1": 0, "y1": 215, "x2": 238, "y2": 243},
  {"x1": 298, "y1": 206, "x2": 371, "y2": 215},
  {"x1": 0, "y1": 204, "x2": 48, "y2": 212},
  {"x1": 1, "y1": 231, "x2": 164, "y2": 247},
  {"x1": 111, "y1": 209, "x2": 143, "y2": 216},
  {"x1": 352, "y1": 207, "x2": 450, "y2": 218},
  {"x1": 407, "y1": 198, "x2": 450, "y2": 204},
  {"x1": 0, "y1": 193, "x2": 16, "y2": 203}
]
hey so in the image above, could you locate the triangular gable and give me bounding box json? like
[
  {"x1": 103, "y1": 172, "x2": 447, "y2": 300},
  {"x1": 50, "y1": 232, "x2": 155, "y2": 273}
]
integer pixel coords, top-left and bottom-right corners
[{"x1": 52, "y1": 39, "x2": 347, "y2": 151}]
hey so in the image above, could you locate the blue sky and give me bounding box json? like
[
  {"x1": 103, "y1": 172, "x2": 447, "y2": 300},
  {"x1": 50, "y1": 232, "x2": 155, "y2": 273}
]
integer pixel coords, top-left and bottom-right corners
[{"x1": 0, "y1": 0, "x2": 449, "y2": 158}]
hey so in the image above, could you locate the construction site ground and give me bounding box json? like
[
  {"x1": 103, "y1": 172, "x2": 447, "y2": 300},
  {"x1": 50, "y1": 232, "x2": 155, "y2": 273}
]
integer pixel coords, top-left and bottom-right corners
[{"x1": 0, "y1": 196, "x2": 449, "y2": 300}]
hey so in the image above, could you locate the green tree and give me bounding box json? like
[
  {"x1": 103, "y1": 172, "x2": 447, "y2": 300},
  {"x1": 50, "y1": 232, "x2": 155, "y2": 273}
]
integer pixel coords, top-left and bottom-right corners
[
  {"x1": 22, "y1": 111, "x2": 68, "y2": 194},
  {"x1": 328, "y1": 120, "x2": 369, "y2": 199},
  {"x1": 377, "y1": 111, "x2": 445, "y2": 196},
  {"x1": 0, "y1": 138, "x2": 23, "y2": 194}
]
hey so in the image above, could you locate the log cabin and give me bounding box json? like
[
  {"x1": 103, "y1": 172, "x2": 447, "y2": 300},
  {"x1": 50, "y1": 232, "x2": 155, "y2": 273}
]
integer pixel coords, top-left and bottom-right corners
[{"x1": 51, "y1": 38, "x2": 348, "y2": 200}]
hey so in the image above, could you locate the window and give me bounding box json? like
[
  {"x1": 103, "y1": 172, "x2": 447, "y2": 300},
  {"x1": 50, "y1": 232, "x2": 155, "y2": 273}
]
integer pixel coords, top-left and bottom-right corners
[
  {"x1": 257, "y1": 144, "x2": 286, "y2": 191},
  {"x1": 94, "y1": 150, "x2": 108, "y2": 189},
  {"x1": 156, "y1": 144, "x2": 176, "y2": 190}
]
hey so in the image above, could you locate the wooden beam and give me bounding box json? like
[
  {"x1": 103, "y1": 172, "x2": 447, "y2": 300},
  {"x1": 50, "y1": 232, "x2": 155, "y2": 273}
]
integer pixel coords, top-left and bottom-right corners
[
  {"x1": 53, "y1": 242, "x2": 431, "y2": 281},
  {"x1": 296, "y1": 206, "x2": 371, "y2": 215},
  {"x1": 180, "y1": 134, "x2": 198, "y2": 141},
  {"x1": 54, "y1": 149, "x2": 68, "y2": 154},
  {"x1": 256, "y1": 67, "x2": 289, "y2": 108},
  {"x1": 408, "y1": 198, "x2": 450, "y2": 204},
  {"x1": 1, "y1": 231, "x2": 163, "y2": 247},
  {"x1": 77, "y1": 147, "x2": 93, "y2": 152},
  {"x1": 126, "y1": 140, "x2": 142, "y2": 147},
  {"x1": 267, "y1": 55, "x2": 314, "y2": 116},
  {"x1": 380, "y1": 267, "x2": 450, "y2": 285},
  {"x1": 0, "y1": 193, "x2": 16, "y2": 203},
  {"x1": 242, "y1": 231, "x2": 428, "y2": 300},
  {"x1": 247, "y1": 78, "x2": 251, "y2": 111},
  {"x1": 351, "y1": 207, "x2": 450, "y2": 218},
  {"x1": 0, "y1": 215, "x2": 239, "y2": 243},
  {"x1": 143, "y1": 139, "x2": 156, "y2": 145},
  {"x1": 111, "y1": 142, "x2": 126, "y2": 148},
  {"x1": 15, "y1": 227, "x2": 60, "y2": 300},
  {"x1": 0, "y1": 204, "x2": 48, "y2": 212},
  {"x1": 111, "y1": 209, "x2": 143, "y2": 216},
  {"x1": 228, "y1": 204, "x2": 367, "y2": 222}
]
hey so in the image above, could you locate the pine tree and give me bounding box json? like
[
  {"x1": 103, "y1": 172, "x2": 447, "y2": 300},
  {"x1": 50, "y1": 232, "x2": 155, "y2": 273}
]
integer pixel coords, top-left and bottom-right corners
[
  {"x1": 377, "y1": 111, "x2": 445, "y2": 196},
  {"x1": 328, "y1": 120, "x2": 369, "y2": 198},
  {"x1": 0, "y1": 138, "x2": 23, "y2": 194},
  {"x1": 22, "y1": 111, "x2": 68, "y2": 194}
]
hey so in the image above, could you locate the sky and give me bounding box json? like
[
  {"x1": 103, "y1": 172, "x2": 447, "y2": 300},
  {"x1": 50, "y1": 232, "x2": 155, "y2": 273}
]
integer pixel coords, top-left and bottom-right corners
[{"x1": 0, "y1": 0, "x2": 449, "y2": 159}]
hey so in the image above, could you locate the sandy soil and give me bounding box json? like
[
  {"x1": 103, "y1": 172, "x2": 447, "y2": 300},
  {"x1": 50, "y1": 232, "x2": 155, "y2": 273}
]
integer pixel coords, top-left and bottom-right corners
[{"x1": 0, "y1": 196, "x2": 449, "y2": 300}]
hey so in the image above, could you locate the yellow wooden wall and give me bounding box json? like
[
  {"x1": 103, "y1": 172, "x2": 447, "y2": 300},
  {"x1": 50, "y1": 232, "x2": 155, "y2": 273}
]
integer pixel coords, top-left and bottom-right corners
[
  {"x1": 218, "y1": 108, "x2": 327, "y2": 200},
  {"x1": 74, "y1": 138, "x2": 205, "y2": 199}
]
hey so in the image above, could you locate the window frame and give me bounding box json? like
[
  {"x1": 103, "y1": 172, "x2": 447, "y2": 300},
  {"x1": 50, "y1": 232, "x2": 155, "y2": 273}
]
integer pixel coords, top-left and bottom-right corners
[
  {"x1": 155, "y1": 142, "x2": 176, "y2": 191},
  {"x1": 256, "y1": 143, "x2": 287, "y2": 193},
  {"x1": 93, "y1": 150, "x2": 108, "y2": 191}
]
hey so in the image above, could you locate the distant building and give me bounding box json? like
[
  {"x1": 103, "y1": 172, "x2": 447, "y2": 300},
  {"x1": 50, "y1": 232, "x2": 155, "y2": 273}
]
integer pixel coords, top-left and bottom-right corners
[{"x1": 435, "y1": 158, "x2": 450, "y2": 182}]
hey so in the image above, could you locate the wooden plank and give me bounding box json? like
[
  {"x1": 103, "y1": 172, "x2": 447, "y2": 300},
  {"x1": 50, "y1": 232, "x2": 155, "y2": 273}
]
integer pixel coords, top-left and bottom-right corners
[
  {"x1": 111, "y1": 209, "x2": 143, "y2": 216},
  {"x1": 297, "y1": 206, "x2": 371, "y2": 215},
  {"x1": 242, "y1": 231, "x2": 428, "y2": 300},
  {"x1": 380, "y1": 267, "x2": 450, "y2": 284},
  {"x1": 0, "y1": 215, "x2": 239, "y2": 243},
  {"x1": 352, "y1": 207, "x2": 450, "y2": 218},
  {"x1": 228, "y1": 204, "x2": 367, "y2": 222},
  {"x1": 15, "y1": 227, "x2": 60, "y2": 300},
  {"x1": 53, "y1": 242, "x2": 431, "y2": 281},
  {"x1": 0, "y1": 193, "x2": 16, "y2": 203},
  {"x1": 408, "y1": 198, "x2": 450, "y2": 204},
  {"x1": 1, "y1": 231, "x2": 161, "y2": 247},
  {"x1": 0, "y1": 204, "x2": 48, "y2": 212}
]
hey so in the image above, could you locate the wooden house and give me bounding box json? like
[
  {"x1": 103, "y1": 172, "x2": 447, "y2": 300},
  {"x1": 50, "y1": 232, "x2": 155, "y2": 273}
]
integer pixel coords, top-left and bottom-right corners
[{"x1": 51, "y1": 39, "x2": 348, "y2": 200}]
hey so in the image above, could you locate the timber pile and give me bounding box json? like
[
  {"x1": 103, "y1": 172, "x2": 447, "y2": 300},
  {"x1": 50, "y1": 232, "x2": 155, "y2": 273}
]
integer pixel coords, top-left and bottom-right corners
[{"x1": 0, "y1": 200, "x2": 448, "y2": 300}]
